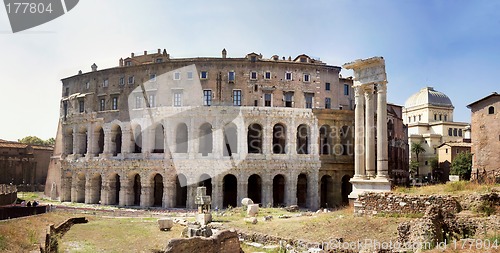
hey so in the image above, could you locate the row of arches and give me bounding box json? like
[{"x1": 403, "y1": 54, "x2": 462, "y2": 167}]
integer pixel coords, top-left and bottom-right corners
[
  {"x1": 64, "y1": 122, "x2": 353, "y2": 157},
  {"x1": 68, "y1": 172, "x2": 352, "y2": 208}
]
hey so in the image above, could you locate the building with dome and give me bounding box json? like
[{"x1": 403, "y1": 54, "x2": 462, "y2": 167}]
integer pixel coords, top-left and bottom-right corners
[{"x1": 403, "y1": 87, "x2": 469, "y2": 179}]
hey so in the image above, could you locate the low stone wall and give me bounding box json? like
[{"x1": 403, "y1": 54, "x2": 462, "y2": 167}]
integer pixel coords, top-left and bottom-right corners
[
  {"x1": 355, "y1": 192, "x2": 461, "y2": 215},
  {"x1": 163, "y1": 229, "x2": 242, "y2": 253},
  {"x1": 42, "y1": 217, "x2": 88, "y2": 253},
  {"x1": 0, "y1": 184, "x2": 17, "y2": 206},
  {"x1": 0, "y1": 206, "x2": 47, "y2": 220}
]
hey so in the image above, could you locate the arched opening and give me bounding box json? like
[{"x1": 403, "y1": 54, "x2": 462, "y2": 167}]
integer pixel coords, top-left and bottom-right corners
[
  {"x1": 247, "y1": 174, "x2": 262, "y2": 204},
  {"x1": 488, "y1": 106, "x2": 495, "y2": 114},
  {"x1": 175, "y1": 123, "x2": 188, "y2": 153},
  {"x1": 341, "y1": 175, "x2": 352, "y2": 206},
  {"x1": 272, "y1": 123, "x2": 286, "y2": 154},
  {"x1": 198, "y1": 174, "x2": 212, "y2": 197},
  {"x1": 97, "y1": 128, "x2": 105, "y2": 154},
  {"x1": 78, "y1": 127, "x2": 88, "y2": 155},
  {"x1": 247, "y1": 123, "x2": 263, "y2": 154},
  {"x1": 199, "y1": 123, "x2": 213, "y2": 156},
  {"x1": 176, "y1": 174, "x2": 187, "y2": 208},
  {"x1": 153, "y1": 174, "x2": 163, "y2": 207},
  {"x1": 75, "y1": 173, "x2": 86, "y2": 203},
  {"x1": 319, "y1": 125, "x2": 331, "y2": 155},
  {"x1": 108, "y1": 174, "x2": 120, "y2": 205},
  {"x1": 133, "y1": 125, "x2": 142, "y2": 154},
  {"x1": 223, "y1": 123, "x2": 238, "y2": 156},
  {"x1": 340, "y1": 125, "x2": 352, "y2": 155},
  {"x1": 65, "y1": 128, "x2": 73, "y2": 155},
  {"x1": 112, "y1": 125, "x2": 122, "y2": 156},
  {"x1": 223, "y1": 174, "x2": 237, "y2": 208},
  {"x1": 296, "y1": 124, "x2": 309, "y2": 154},
  {"x1": 273, "y1": 175, "x2": 285, "y2": 207},
  {"x1": 153, "y1": 124, "x2": 165, "y2": 153},
  {"x1": 133, "y1": 174, "x2": 141, "y2": 206},
  {"x1": 320, "y1": 175, "x2": 334, "y2": 208},
  {"x1": 297, "y1": 174, "x2": 307, "y2": 208},
  {"x1": 90, "y1": 174, "x2": 102, "y2": 204}
]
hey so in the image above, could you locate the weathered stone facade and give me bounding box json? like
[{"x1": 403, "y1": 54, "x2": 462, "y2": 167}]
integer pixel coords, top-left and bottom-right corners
[{"x1": 45, "y1": 49, "x2": 356, "y2": 210}]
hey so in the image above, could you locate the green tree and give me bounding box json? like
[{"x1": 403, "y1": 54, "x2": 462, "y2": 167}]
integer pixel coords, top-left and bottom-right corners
[
  {"x1": 18, "y1": 136, "x2": 54, "y2": 146},
  {"x1": 411, "y1": 142, "x2": 426, "y2": 177},
  {"x1": 451, "y1": 152, "x2": 473, "y2": 180}
]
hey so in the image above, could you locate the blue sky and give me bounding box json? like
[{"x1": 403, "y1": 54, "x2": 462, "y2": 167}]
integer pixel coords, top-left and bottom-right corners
[{"x1": 0, "y1": 0, "x2": 498, "y2": 141}]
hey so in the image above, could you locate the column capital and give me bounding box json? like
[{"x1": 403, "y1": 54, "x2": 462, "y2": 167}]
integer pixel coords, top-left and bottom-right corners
[{"x1": 376, "y1": 82, "x2": 387, "y2": 93}]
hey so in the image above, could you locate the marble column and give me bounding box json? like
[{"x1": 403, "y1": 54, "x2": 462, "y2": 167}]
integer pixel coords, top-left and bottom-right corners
[
  {"x1": 353, "y1": 86, "x2": 366, "y2": 179},
  {"x1": 364, "y1": 85, "x2": 376, "y2": 178},
  {"x1": 376, "y1": 82, "x2": 389, "y2": 179}
]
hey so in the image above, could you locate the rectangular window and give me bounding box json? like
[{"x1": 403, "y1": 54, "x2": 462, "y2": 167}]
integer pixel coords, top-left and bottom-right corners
[
  {"x1": 85, "y1": 81, "x2": 90, "y2": 90},
  {"x1": 228, "y1": 71, "x2": 235, "y2": 82},
  {"x1": 155, "y1": 58, "x2": 163, "y2": 63},
  {"x1": 135, "y1": 95, "x2": 142, "y2": 109},
  {"x1": 250, "y1": 71, "x2": 257, "y2": 80},
  {"x1": 103, "y1": 78, "x2": 109, "y2": 87},
  {"x1": 125, "y1": 61, "x2": 131, "y2": 66},
  {"x1": 148, "y1": 94, "x2": 156, "y2": 108},
  {"x1": 174, "y1": 72, "x2": 181, "y2": 80},
  {"x1": 112, "y1": 97, "x2": 118, "y2": 110},
  {"x1": 233, "y1": 90, "x2": 241, "y2": 106},
  {"x1": 174, "y1": 92, "x2": 182, "y2": 107},
  {"x1": 305, "y1": 93, "x2": 313, "y2": 108},
  {"x1": 187, "y1": 71, "x2": 193, "y2": 80},
  {"x1": 203, "y1": 90, "x2": 212, "y2": 106},
  {"x1": 265, "y1": 71, "x2": 271, "y2": 80},
  {"x1": 344, "y1": 84, "x2": 349, "y2": 95},
  {"x1": 200, "y1": 71, "x2": 208, "y2": 79},
  {"x1": 119, "y1": 77, "x2": 124, "y2": 85},
  {"x1": 325, "y1": 97, "x2": 331, "y2": 109},
  {"x1": 285, "y1": 72, "x2": 292, "y2": 81},
  {"x1": 285, "y1": 92, "x2": 293, "y2": 107},
  {"x1": 149, "y1": 74, "x2": 156, "y2": 82},
  {"x1": 326, "y1": 82, "x2": 331, "y2": 91},
  {"x1": 128, "y1": 76, "x2": 135, "y2": 84},
  {"x1": 99, "y1": 98, "x2": 105, "y2": 111},
  {"x1": 264, "y1": 93, "x2": 272, "y2": 107},
  {"x1": 79, "y1": 100, "x2": 85, "y2": 113},
  {"x1": 303, "y1": 74, "x2": 310, "y2": 82}
]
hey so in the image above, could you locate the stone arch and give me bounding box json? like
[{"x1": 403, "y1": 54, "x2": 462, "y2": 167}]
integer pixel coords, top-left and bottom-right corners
[
  {"x1": 297, "y1": 173, "x2": 308, "y2": 208},
  {"x1": 223, "y1": 122, "x2": 238, "y2": 156},
  {"x1": 64, "y1": 127, "x2": 74, "y2": 155},
  {"x1": 319, "y1": 125, "x2": 332, "y2": 155},
  {"x1": 89, "y1": 173, "x2": 102, "y2": 204},
  {"x1": 320, "y1": 175, "x2": 334, "y2": 208},
  {"x1": 132, "y1": 124, "x2": 143, "y2": 154},
  {"x1": 341, "y1": 175, "x2": 352, "y2": 206},
  {"x1": 175, "y1": 122, "x2": 188, "y2": 153},
  {"x1": 107, "y1": 173, "x2": 120, "y2": 205},
  {"x1": 76, "y1": 126, "x2": 88, "y2": 155},
  {"x1": 272, "y1": 123, "x2": 287, "y2": 154},
  {"x1": 296, "y1": 124, "x2": 310, "y2": 154},
  {"x1": 223, "y1": 174, "x2": 237, "y2": 208},
  {"x1": 175, "y1": 174, "x2": 187, "y2": 208},
  {"x1": 153, "y1": 124, "x2": 165, "y2": 153},
  {"x1": 199, "y1": 123, "x2": 213, "y2": 155},
  {"x1": 75, "y1": 172, "x2": 86, "y2": 203},
  {"x1": 95, "y1": 126, "x2": 105, "y2": 155},
  {"x1": 247, "y1": 174, "x2": 262, "y2": 204},
  {"x1": 273, "y1": 174, "x2": 285, "y2": 207},
  {"x1": 247, "y1": 123, "x2": 263, "y2": 154},
  {"x1": 340, "y1": 125, "x2": 353, "y2": 155},
  {"x1": 153, "y1": 173, "x2": 163, "y2": 207},
  {"x1": 198, "y1": 174, "x2": 212, "y2": 197},
  {"x1": 132, "y1": 174, "x2": 141, "y2": 206},
  {"x1": 110, "y1": 124, "x2": 122, "y2": 156}
]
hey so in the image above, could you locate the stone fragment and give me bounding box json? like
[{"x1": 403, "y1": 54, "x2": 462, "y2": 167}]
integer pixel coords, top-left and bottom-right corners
[
  {"x1": 244, "y1": 217, "x2": 258, "y2": 224},
  {"x1": 247, "y1": 204, "x2": 259, "y2": 217},
  {"x1": 158, "y1": 218, "x2": 173, "y2": 231},
  {"x1": 241, "y1": 198, "x2": 254, "y2": 206},
  {"x1": 285, "y1": 205, "x2": 299, "y2": 212}
]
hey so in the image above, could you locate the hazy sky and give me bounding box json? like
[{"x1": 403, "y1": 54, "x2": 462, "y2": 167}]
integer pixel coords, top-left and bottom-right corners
[{"x1": 0, "y1": 0, "x2": 498, "y2": 141}]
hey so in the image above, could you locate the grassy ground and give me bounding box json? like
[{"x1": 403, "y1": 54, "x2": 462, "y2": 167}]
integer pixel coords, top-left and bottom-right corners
[{"x1": 393, "y1": 181, "x2": 500, "y2": 196}]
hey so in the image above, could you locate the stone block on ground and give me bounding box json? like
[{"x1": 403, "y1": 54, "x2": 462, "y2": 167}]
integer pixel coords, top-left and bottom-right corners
[
  {"x1": 158, "y1": 218, "x2": 174, "y2": 231},
  {"x1": 244, "y1": 217, "x2": 258, "y2": 224},
  {"x1": 241, "y1": 198, "x2": 254, "y2": 206},
  {"x1": 247, "y1": 204, "x2": 259, "y2": 217},
  {"x1": 196, "y1": 213, "x2": 212, "y2": 225}
]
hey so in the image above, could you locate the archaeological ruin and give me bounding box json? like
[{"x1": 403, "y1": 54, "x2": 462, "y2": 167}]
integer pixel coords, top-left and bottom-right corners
[{"x1": 44, "y1": 49, "x2": 359, "y2": 210}]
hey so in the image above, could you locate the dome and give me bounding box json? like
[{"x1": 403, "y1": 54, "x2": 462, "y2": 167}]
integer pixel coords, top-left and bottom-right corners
[{"x1": 404, "y1": 87, "x2": 453, "y2": 108}]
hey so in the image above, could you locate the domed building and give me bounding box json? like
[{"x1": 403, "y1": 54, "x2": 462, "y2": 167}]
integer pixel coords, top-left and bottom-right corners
[{"x1": 403, "y1": 87, "x2": 469, "y2": 180}]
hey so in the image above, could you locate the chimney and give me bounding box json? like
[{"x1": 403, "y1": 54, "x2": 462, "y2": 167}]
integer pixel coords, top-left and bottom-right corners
[
  {"x1": 144, "y1": 51, "x2": 147, "y2": 55},
  {"x1": 119, "y1": 58, "x2": 123, "y2": 67},
  {"x1": 158, "y1": 49, "x2": 161, "y2": 54},
  {"x1": 78, "y1": 70, "x2": 82, "y2": 75},
  {"x1": 131, "y1": 52, "x2": 135, "y2": 57},
  {"x1": 91, "y1": 63, "x2": 98, "y2": 72},
  {"x1": 222, "y1": 48, "x2": 227, "y2": 58}
]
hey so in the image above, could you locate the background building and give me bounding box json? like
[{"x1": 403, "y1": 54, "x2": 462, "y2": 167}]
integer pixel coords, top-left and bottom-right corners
[
  {"x1": 437, "y1": 142, "x2": 472, "y2": 181},
  {"x1": 467, "y1": 92, "x2": 500, "y2": 180},
  {"x1": 387, "y1": 104, "x2": 409, "y2": 185},
  {"x1": 45, "y1": 49, "x2": 357, "y2": 210},
  {"x1": 403, "y1": 87, "x2": 469, "y2": 178}
]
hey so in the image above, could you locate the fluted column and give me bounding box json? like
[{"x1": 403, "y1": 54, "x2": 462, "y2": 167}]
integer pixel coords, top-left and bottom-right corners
[
  {"x1": 376, "y1": 82, "x2": 389, "y2": 179},
  {"x1": 364, "y1": 85, "x2": 376, "y2": 178},
  {"x1": 353, "y1": 86, "x2": 366, "y2": 179}
]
